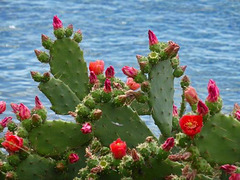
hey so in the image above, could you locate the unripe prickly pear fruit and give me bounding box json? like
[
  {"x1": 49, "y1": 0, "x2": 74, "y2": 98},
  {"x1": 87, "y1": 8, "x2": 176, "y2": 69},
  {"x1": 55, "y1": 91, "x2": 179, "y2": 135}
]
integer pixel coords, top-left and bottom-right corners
[
  {"x1": 30, "y1": 71, "x2": 43, "y2": 82},
  {"x1": 113, "y1": 95, "x2": 127, "y2": 107},
  {"x1": 7, "y1": 122, "x2": 17, "y2": 132},
  {"x1": 134, "y1": 72, "x2": 146, "y2": 83},
  {"x1": 7, "y1": 154, "x2": 21, "y2": 166},
  {"x1": 88, "y1": 109, "x2": 102, "y2": 120},
  {"x1": 1, "y1": 162, "x2": 14, "y2": 172},
  {"x1": 34, "y1": 50, "x2": 49, "y2": 63},
  {"x1": 170, "y1": 55, "x2": 180, "y2": 69},
  {"x1": 148, "y1": 51, "x2": 159, "y2": 65},
  {"x1": 91, "y1": 138, "x2": 102, "y2": 151},
  {"x1": 173, "y1": 65, "x2": 187, "y2": 78},
  {"x1": 17, "y1": 127, "x2": 28, "y2": 138},
  {"x1": 134, "y1": 92, "x2": 148, "y2": 103},
  {"x1": 73, "y1": 29, "x2": 82, "y2": 43},
  {"x1": 100, "y1": 147, "x2": 110, "y2": 156},
  {"x1": 137, "y1": 55, "x2": 150, "y2": 73},
  {"x1": 21, "y1": 119, "x2": 32, "y2": 132},
  {"x1": 31, "y1": 114, "x2": 42, "y2": 127},
  {"x1": 84, "y1": 96, "x2": 96, "y2": 109},
  {"x1": 91, "y1": 89, "x2": 102, "y2": 103},
  {"x1": 41, "y1": 34, "x2": 53, "y2": 50},
  {"x1": 65, "y1": 24, "x2": 73, "y2": 37},
  {"x1": 180, "y1": 75, "x2": 190, "y2": 89},
  {"x1": 87, "y1": 156, "x2": 99, "y2": 169},
  {"x1": 42, "y1": 72, "x2": 51, "y2": 82},
  {"x1": 141, "y1": 81, "x2": 150, "y2": 92},
  {"x1": 76, "y1": 104, "x2": 90, "y2": 118}
]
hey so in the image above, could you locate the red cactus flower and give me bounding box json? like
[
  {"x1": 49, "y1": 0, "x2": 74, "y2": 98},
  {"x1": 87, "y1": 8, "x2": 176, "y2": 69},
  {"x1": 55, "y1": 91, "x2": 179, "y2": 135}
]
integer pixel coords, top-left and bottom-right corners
[
  {"x1": 164, "y1": 41, "x2": 180, "y2": 57},
  {"x1": 105, "y1": 66, "x2": 115, "y2": 78},
  {"x1": 126, "y1": 77, "x2": 140, "y2": 90},
  {"x1": 184, "y1": 86, "x2": 199, "y2": 105},
  {"x1": 103, "y1": 79, "x2": 112, "y2": 93},
  {"x1": 34, "y1": 96, "x2": 44, "y2": 110},
  {"x1": 221, "y1": 164, "x2": 237, "y2": 174},
  {"x1": 0, "y1": 117, "x2": 12, "y2": 128},
  {"x1": 110, "y1": 138, "x2": 127, "y2": 159},
  {"x1": 179, "y1": 115, "x2": 203, "y2": 137},
  {"x1": 53, "y1": 15, "x2": 63, "y2": 30},
  {"x1": 18, "y1": 103, "x2": 31, "y2": 121},
  {"x1": 148, "y1": 30, "x2": 159, "y2": 46},
  {"x1": 1, "y1": 131, "x2": 23, "y2": 152},
  {"x1": 81, "y1": 122, "x2": 92, "y2": 134},
  {"x1": 0, "y1": 101, "x2": 6, "y2": 114},
  {"x1": 197, "y1": 100, "x2": 209, "y2": 116},
  {"x1": 122, "y1": 66, "x2": 138, "y2": 78},
  {"x1": 68, "y1": 153, "x2": 79, "y2": 164},
  {"x1": 161, "y1": 137, "x2": 175, "y2": 151},
  {"x1": 172, "y1": 104, "x2": 178, "y2": 117},
  {"x1": 89, "y1": 60, "x2": 104, "y2": 75},
  {"x1": 206, "y1": 79, "x2": 220, "y2": 103},
  {"x1": 229, "y1": 173, "x2": 240, "y2": 180}
]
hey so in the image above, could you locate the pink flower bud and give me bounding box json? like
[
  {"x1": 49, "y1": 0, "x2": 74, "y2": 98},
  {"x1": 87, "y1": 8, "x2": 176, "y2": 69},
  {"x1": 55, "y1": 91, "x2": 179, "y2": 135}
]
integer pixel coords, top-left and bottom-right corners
[
  {"x1": 76, "y1": 29, "x2": 82, "y2": 35},
  {"x1": 53, "y1": 15, "x2": 63, "y2": 30},
  {"x1": 0, "y1": 117, "x2": 12, "y2": 128},
  {"x1": 81, "y1": 122, "x2": 92, "y2": 134},
  {"x1": 197, "y1": 100, "x2": 209, "y2": 116},
  {"x1": 34, "y1": 96, "x2": 44, "y2": 110},
  {"x1": 105, "y1": 66, "x2": 115, "y2": 78},
  {"x1": 11, "y1": 103, "x2": 19, "y2": 114},
  {"x1": 161, "y1": 137, "x2": 175, "y2": 151},
  {"x1": 18, "y1": 103, "x2": 31, "y2": 121},
  {"x1": 220, "y1": 164, "x2": 237, "y2": 174},
  {"x1": 68, "y1": 153, "x2": 79, "y2": 164},
  {"x1": 184, "y1": 86, "x2": 199, "y2": 105},
  {"x1": 126, "y1": 77, "x2": 140, "y2": 90},
  {"x1": 164, "y1": 41, "x2": 180, "y2": 57},
  {"x1": 131, "y1": 148, "x2": 140, "y2": 162},
  {"x1": 89, "y1": 71, "x2": 98, "y2": 84},
  {"x1": 235, "y1": 110, "x2": 240, "y2": 121},
  {"x1": 229, "y1": 173, "x2": 240, "y2": 180},
  {"x1": 122, "y1": 66, "x2": 138, "y2": 78},
  {"x1": 148, "y1": 30, "x2": 159, "y2": 46},
  {"x1": 103, "y1": 79, "x2": 112, "y2": 93},
  {"x1": 136, "y1": 55, "x2": 142, "y2": 62},
  {"x1": 67, "y1": 24, "x2": 73, "y2": 30},
  {"x1": 41, "y1": 34, "x2": 49, "y2": 42},
  {"x1": 34, "y1": 49, "x2": 41, "y2": 57},
  {"x1": 172, "y1": 104, "x2": 178, "y2": 117},
  {"x1": 206, "y1": 79, "x2": 220, "y2": 103},
  {"x1": 0, "y1": 101, "x2": 6, "y2": 114},
  {"x1": 181, "y1": 65, "x2": 187, "y2": 72}
]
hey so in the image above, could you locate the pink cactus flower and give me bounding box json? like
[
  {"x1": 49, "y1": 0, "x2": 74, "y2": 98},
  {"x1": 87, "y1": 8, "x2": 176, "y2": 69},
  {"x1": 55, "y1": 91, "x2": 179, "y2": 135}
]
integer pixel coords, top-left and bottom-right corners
[
  {"x1": 126, "y1": 77, "x2": 140, "y2": 90},
  {"x1": 81, "y1": 122, "x2": 92, "y2": 134},
  {"x1": 18, "y1": 103, "x2": 31, "y2": 121},
  {"x1": 34, "y1": 96, "x2": 44, "y2": 110},
  {"x1": 148, "y1": 30, "x2": 159, "y2": 46},
  {"x1": 0, "y1": 101, "x2": 6, "y2": 114},
  {"x1": 68, "y1": 153, "x2": 79, "y2": 164},
  {"x1": 122, "y1": 66, "x2": 138, "y2": 78},
  {"x1": 164, "y1": 41, "x2": 180, "y2": 57},
  {"x1": 53, "y1": 15, "x2": 63, "y2": 30},
  {"x1": 206, "y1": 79, "x2": 220, "y2": 103},
  {"x1": 172, "y1": 104, "x2": 178, "y2": 117},
  {"x1": 220, "y1": 164, "x2": 237, "y2": 174},
  {"x1": 103, "y1": 79, "x2": 112, "y2": 93},
  {"x1": 105, "y1": 66, "x2": 115, "y2": 78},
  {"x1": 89, "y1": 71, "x2": 98, "y2": 84},
  {"x1": 235, "y1": 110, "x2": 240, "y2": 121},
  {"x1": 0, "y1": 117, "x2": 12, "y2": 128},
  {"x1": 197, "y1": 100, "x2": 209, "y2": 116},
  {"x1": 10, "y1": 103, "x2": 19, "y2": 114},
  {"x1": 229, "y1": 173, "x2": 240, "y2": 180},
  {"x1": 184, "y1": 86, "x2": 199, "y2": 105},
  {"x1": 161, "y1": 137, "x2": 175, "y2": 151}
]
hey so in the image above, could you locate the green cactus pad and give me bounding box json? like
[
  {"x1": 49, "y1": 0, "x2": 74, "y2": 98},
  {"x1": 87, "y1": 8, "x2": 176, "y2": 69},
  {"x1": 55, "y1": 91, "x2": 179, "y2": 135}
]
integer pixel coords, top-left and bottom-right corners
[
  {"x1": 28, "y1": 120, "x2": 92, "y2": 157},
  {"x1": 39, "y1": 78, "x2": 81, "y2": 114},
  {"x1": 149, "y1": 60, "x2": 174, "y2": 137},
  {"x1": 94, "y1": 103, "x2": 154, "y2": 147},
  {"x1": 195, "y1": 113, "x2": 240, "y2": 164},
  {"x1": 130, "y1": 100, "x2": 151, "y2": 115},
  {"x1": 49, "y1": 37, "x2": 89, "y2": 100}
]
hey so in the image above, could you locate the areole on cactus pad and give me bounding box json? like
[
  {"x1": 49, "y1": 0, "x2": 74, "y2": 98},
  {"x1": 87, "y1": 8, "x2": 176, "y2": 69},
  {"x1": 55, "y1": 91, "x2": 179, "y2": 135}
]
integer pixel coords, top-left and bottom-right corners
[{"x1": 0, "y1": 15, "x2": 240, "y2": 180}]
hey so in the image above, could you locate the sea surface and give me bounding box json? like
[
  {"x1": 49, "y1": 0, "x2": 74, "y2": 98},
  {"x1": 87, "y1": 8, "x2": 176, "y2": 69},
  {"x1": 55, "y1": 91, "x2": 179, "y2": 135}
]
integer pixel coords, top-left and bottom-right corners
[{"x1": 0, "y1": 0, "x2": 240, "y2": 137}]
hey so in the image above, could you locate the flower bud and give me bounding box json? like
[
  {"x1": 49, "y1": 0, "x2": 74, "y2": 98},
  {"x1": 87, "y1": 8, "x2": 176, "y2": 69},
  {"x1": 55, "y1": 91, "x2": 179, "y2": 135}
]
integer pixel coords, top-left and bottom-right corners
[
  {"x1": 34, "y1": 49, "x2": 49, "y2": 63},
  {"x1": 148, "y1": 30, "x2": 159, "y2": 46},
  {"x1": 73, "y1": 29, "x2": 83, "y2": 43},
  {"x1": 172, "y1": 104, "x2": 178, "y2": 117},
  {"x1": 220, "y1": 164, "x2": 237, "y2": 174},
  {"x1": 91, "y1": 165, "x2": 103, "y2": 174},
  {"x1": 89, "y1": 71, "x2": 98, "y2": 84},
  {"x1": 180, "y1": 75, "x2": 190, "y2": 88},
  {"x1": 89, "y1": 60, "x2": 104, "y2": 75},
  {"x1": 42, "y1": 72, "x2": 51, "y2": 82},
  {"x1": 126, "y1": 77, "x2": 140, "y2": 90},
  {"x1": 89, "y1": 109, "x2": 102, "y2": 120},
  {"x1": 164, "y1": 41, "x2": 180, "y2": 58},
  {"x1": 173, "y1": 65, "x2": 187, "y2": 78},
  {"x1": 34, "y1": 96, "x2": 44, "y2": 110},
  {"x1": 18, "y1": 103, "x2": 31, "y2": 121},
  {"x1": 65, "y1": 24, "x2": 73, "y2": 37},
  {"x1": 53, "y1": 15, "x2": 63, "y2": 30},
  {"x1": 103, "y1": 79, "x2": 112, "y2": 93},
  {"x1": 122, "y1": 66, "x2": 138, "y2": 78},
  {"x1": 30, "y1": 71, "x2": 43, "y2": 82},
  {"x1": 197, "y1": 100, "x2": 209, "y2": 116},
  {"x1": 161, "y1": 137, "x2": 175, "y2": 151},
  {"x1": 184, "y1": 86, "x2": 199, "y2": 106},
  {"x1": 206, "y1": 79, "x2": 220, "y2": 103},
  {"x1": 31, "y1": 114, "x2": 42, "y2": 127},
  {"x1": 5, "y1": 171, "x2": 17, "y2": 180},
  {"x1": 0, "y1": 117, "x2": 12, "y2": 128},
  {"x1": 81, "y1": 122, "x2": 92, "y2": 134},
  {"x1": 105, "y1": 65, "x2": 115, "y2": 78},
  {"x1": 41, "y1": 34, "x2": 53, "y2": 50},
  {"x1": 131, "y1": 148, "x2": 140, "y2": 162},
  {"x1": 235, "y1": 110, "x2": 240, "y2": 121},
  {"x1": 68, "y1": 153, "x2": 79, "y2": 164},
  {"x1": 56, "y1": 161, "x2": 66, "y2": 171},
  {"x1": 0, "y1": 101, "x2": 6, "y2": 114}
]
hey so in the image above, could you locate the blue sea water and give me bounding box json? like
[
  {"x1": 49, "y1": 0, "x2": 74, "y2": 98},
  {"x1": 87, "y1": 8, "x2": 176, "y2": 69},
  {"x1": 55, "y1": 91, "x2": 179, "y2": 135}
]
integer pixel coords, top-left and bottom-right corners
[{"x1": 0, "y1": 0, "x2": 240, "y2": 136}]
